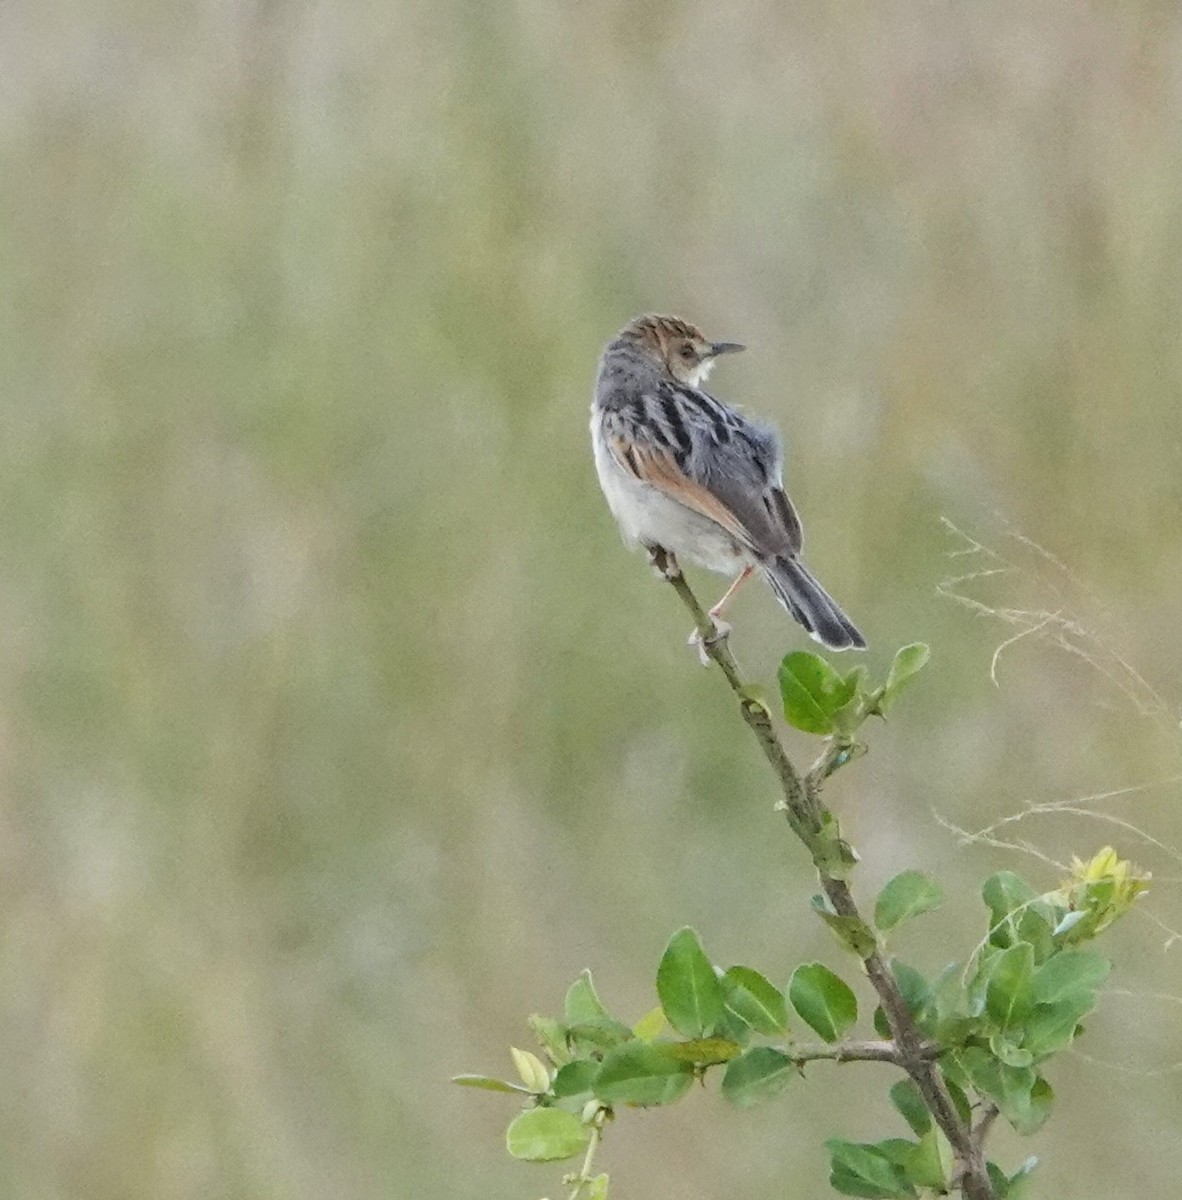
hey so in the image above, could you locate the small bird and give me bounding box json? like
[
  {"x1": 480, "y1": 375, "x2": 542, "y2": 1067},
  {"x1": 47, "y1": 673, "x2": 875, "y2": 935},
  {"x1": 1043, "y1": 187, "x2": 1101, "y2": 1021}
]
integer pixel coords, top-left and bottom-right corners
[{"x1": 591, "y1": 314, "x2": 865, "y2": 655}]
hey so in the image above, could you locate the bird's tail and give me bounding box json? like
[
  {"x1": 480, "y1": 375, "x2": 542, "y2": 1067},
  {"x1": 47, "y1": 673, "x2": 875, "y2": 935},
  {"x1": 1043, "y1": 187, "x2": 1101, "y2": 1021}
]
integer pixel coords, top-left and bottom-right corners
[{"x1": 762, "y1": 556, "x2": 866, "y2": 651}]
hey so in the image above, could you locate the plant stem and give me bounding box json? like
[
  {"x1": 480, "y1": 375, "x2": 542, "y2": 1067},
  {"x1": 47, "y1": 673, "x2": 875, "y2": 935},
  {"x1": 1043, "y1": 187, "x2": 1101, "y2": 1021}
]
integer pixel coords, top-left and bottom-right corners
[
  {"x1": 656, "y1": 553, "x2": 997, "y2": 1200},
  {"x1": 787, "y1": 1038, "x2": 922, "y2": 1066}
]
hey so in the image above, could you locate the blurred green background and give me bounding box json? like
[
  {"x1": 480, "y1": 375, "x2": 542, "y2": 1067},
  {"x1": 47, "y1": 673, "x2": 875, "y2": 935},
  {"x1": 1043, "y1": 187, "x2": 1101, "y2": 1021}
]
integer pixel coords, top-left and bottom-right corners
[{"x1": 4, "y1": 2, "x2": 1182, "y2": 1196}]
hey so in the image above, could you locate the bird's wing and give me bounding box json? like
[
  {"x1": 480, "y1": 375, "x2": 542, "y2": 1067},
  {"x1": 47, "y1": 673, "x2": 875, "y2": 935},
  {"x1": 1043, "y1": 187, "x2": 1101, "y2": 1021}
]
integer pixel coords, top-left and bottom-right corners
[
  {"x1": 605, "y1": 403, "x2": 804, "y2": 558},
  {"x1": 606, "y1": 430, "x2": 758, "y2": 550}
]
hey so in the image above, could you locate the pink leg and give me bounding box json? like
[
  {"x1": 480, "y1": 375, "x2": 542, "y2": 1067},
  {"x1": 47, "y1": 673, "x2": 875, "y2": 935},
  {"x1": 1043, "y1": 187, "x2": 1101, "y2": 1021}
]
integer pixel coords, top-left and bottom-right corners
[
  {"x1": 710, "y1": 565, "x2": 755, "y2": 620},
  {"x1": 689, "y1": 565, "x2": 755, "y2": 666}
]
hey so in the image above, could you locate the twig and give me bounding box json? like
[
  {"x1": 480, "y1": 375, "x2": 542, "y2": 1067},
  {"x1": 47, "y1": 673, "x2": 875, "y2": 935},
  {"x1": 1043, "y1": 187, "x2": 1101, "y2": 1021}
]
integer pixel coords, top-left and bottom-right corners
[
  {"x1": 787, "y1": 1038, "x2": 933, "y2": 1066},
  {"x1": 655, "y1": 551, "x2": 997, "y2": 1200}
]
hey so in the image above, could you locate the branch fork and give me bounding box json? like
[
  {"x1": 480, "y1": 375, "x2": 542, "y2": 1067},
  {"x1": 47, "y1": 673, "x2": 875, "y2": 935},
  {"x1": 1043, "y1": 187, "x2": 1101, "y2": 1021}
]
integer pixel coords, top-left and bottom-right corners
[{"x1": 656, "y1": 555, "x2": 997, "y2": 1200}]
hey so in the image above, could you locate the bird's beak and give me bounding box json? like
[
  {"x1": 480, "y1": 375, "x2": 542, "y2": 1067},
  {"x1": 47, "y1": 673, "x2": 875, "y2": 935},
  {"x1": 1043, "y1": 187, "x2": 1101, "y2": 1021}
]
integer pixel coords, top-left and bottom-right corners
[{"x1": 708, "y1": 341, "x2": 745, "y2": 358}]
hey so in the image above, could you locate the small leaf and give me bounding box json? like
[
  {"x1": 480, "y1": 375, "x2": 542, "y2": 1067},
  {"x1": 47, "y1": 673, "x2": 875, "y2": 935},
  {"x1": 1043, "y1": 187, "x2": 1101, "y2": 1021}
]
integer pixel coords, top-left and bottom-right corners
[
  {"x1": 889, "y1": 1080, "x2": 931, "y2": 1136},
  {"x1": 940, "y1": 1073, "x2": 973, "y2": 1126},
  {"x1": 551, "y1": 1059, "x2": 599, "y2": 1099},
  {"x1": 632, "y1": 1006, "x2": 666, "y2": 1042},
  {"x1": 811, "y1": 894, "x2": 879, "y2": 957},
  {"x1": 877, "y1": 643, "x2": 930, "y2": 714},
  {"x1": 662, "y1": 1037, "x2": 742, "y2": 1064},
  {"x1": 982, "y1": 873, "x2": 1053, "y2": 957},
  {"x1": 1008, "y1": 1156, "x2": 1039, "y2": 1199},
  {"x1": 988, "y1": 1033, "x2": 1033, "y2": 1069},
  {"x1": 778, "y1": 651, "x2": 856, "y2": 734},
  {"x1": 1031, "y1": 951, "x2": 1110, "y2": 1004},
  {"x1": 528, "y1": 1014, "x2": 570, "y2": 1066},
  {"x1": 986, "y1": 943, "x2": 1035, "y2": 1031},
  {"x1": 737, "y1": 683, "x2": 772, "y2": 715},
  {"x1": 826, "y1": 1138, "x2": 916, "y2": 1198},
  {"x1": 721, "y1": 1046, "x2": 796, "y2": 1107},
  {"x1": 584, "y1": 1174, "x2": 610, "y2": 1200},
  {"x1": 593, "y1": 1041, "x2": 694, "y2": 1107},
  {"x1": 905, "y1": 1128, "x2": 952, "y2": 1190},
  {"x1": 565, "y1": 970, "x2": 609, "y2": 1024},
  {"x1": 986, "y1": 1162, "x2": 1011, "y2": 1197},
  {"x1": 1051, "y1": 909, "x2": 1088, "y2": 938},
  {"x1": 721, "y1": 966, "x2": 789, "y2": 1035},
  {"x1": 874, "y1": 961, "x2": 932, "y2": 1038},
  {"x1": 1020, "y1": 1077, "x2": 1054, "y2": 1135},
  {"x1": 511, "y1": 1047, "x2": 551, "y2": 1093},
  {"x1": 789, "y1": 963, "x2": 858, "y2": 1042},
  {"x1": 565, "y1": 1017, "x2": 633, "y2": 1053},
  {"x1": 451, "y1": 1074, "x2": 532, "y2": 1094},
  {"x1": 656, "y1": 927, "x2": 725, "y2": 1038},
  {"x1": 875, "y1": 871, "x2": 944, "y2": 932},
  {"x1": 1021, "y1": 991, "x2": 1096, "y2": 1059},
  {"x1": 956, "y1": 1048, "x2": 1050, "y2": 1135},
  {"x1": 505, "y1": 1108, "x2": 590, "y2": 1162}
]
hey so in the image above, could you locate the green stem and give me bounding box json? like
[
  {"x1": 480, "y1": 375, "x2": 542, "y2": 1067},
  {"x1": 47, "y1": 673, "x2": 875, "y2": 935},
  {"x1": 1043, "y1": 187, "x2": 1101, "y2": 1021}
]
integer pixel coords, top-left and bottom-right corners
[
  {"x1": 657, "y1": 562, "x2": 997, "y2": 1200},
  {"x1": 568, "y1": 1121, "x2": 602, "y2": 1200}
]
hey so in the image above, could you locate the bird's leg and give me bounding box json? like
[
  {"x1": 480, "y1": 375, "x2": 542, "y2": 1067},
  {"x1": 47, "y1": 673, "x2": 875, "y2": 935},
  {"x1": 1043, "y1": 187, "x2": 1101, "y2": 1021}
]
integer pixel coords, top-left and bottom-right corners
[
  {"x1": 645, "y1": 544, "x2": 681, "y2": 581},
  {"x1": 688, "y1": 565, "x2": 754, "y2": 665},
  {"x1": 708, "y1": 564, "x2": 755, "y2": 623}
]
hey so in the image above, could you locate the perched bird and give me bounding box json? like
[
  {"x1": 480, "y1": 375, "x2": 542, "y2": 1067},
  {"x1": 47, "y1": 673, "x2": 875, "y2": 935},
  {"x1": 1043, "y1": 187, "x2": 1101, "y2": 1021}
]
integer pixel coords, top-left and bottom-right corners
[{"x1": 591, "y1": 314, "x2": 865, "y2": 654}]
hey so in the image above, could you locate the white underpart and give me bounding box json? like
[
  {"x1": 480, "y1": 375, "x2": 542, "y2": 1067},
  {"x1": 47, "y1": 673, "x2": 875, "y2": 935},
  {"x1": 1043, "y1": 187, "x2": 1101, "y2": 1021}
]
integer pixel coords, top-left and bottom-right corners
[{"x1": 590, "y1": 409, "x2": 751, "y2": 576}]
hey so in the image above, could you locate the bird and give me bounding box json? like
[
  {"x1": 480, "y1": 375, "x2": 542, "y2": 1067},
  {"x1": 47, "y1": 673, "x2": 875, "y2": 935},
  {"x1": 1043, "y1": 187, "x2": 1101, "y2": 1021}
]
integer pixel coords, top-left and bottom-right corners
[{"x1": 590, "y1": 314, "x2": 865, "y2": 657}]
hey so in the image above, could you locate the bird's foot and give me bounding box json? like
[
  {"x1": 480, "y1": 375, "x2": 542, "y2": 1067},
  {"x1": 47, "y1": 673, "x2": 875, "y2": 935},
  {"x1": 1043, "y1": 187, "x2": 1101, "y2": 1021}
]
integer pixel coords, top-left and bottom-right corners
[
  {"x1": 688, "y1": 618, "x2": 732, "y2": 666},
  {"x1": 645, "y1": 545, "x2": 681, "y2": 581}
]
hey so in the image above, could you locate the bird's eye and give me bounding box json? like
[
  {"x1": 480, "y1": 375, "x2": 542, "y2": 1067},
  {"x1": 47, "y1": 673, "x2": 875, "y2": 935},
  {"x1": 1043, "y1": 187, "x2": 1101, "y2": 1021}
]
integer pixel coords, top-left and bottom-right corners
[{"x1": 680, "y1": 344, "x2": 695, "y2": 359}]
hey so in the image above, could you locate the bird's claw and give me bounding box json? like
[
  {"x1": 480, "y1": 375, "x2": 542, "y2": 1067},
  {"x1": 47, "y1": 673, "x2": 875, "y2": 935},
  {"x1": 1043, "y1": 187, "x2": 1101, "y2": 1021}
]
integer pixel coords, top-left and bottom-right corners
[
  {"x1": 688, "y1": 618, "x2": 732, "y2": 666},
  {"x1": 645, "y1": 546, "x2": 681, "y2": 581}
]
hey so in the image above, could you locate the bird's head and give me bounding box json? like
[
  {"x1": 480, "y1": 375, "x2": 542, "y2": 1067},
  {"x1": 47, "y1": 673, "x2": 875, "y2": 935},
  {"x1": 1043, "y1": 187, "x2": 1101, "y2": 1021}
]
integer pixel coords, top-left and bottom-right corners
[{"x1": 616, "y1": 314, "x2": 745, "y2": 386}]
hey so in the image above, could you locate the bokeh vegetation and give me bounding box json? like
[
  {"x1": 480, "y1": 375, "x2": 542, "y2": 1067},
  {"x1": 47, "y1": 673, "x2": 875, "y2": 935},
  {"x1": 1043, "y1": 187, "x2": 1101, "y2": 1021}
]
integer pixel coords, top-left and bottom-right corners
[{"x1": 2, "y1": 3, "x2": 1181, "y2": 1198}]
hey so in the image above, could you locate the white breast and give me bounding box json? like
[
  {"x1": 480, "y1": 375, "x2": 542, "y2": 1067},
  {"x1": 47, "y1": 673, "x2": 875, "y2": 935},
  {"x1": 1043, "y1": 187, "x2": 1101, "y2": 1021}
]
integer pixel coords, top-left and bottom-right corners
[{"x1": 590, "y1": 410, "x2": 750, "y2": 577}]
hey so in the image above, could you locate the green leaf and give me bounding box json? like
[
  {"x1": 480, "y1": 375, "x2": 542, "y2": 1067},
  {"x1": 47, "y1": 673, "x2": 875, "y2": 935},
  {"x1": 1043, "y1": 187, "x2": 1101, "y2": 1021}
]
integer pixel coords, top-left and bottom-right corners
[
  {"x1": 875, "y1": 871, "x2": 944, "y2": 932},
  {"x1": 720, "y1": 1046, "x2": 796, "y2": 1107},
  {"x1": 778, "y1": 651, "x2": 857, "y2": 734},
  {"x1": 505, "y1": 1108, "x2": 590, "y2": 1162},
  {"x1": 1007, "y1": 1156, "x2": 1039, "y2": 1199},
  {"x1": 905, "y1": 1128, "x2": 952, "y2": 1190},
  {"x1": 889, "y1": 1080, "x2": 931, "y2": 1136},
  {"x1": 788, "y1": 963, "x2": 858, "y2": 1042},
  {"x1": 941, "y1": 1073, "x2": 973, "y2": 1126},
  {"x1": 957, "y1": 1048, "x2": 1051, "y2": 1135},
  {"x1": 874, "y1": 961, "x2": 932, "y2": 1038},
  {"x1": 593, "y1": 1041, "x2": 694, "y2": 1107},
  {"x1": 565, "y1": 1017, "x2": 633, "y2": 1054},
  {"x1": 510, "y1": 1046, "x2": 551, "y2": 1093},
  {"x1": 986, "y1": 943, "x2": 1035, "y2": 1031},
  {"x1": 551, "y1": 1059, "x2": 599, "y2": 1099},
  {"x1": 656, "y1": 927, "x2": 725, "y2": 1038},
  {"x1": 713, "y1": 1005, "x2": 755, "y2": 1047},
  {"x1": 632, "y1": 1006, "x2": 666, "y2": 1042},
  {"x1": 878, "y1": 644, "x2": 930, "y2": 713},
  {"x1": 565, "y1": 970, "x2": 610, "y2": 1023},
  {"x1": 721, "y1": 966, "x2": 789, "y2": 1035},
  {"x1": 988, "y1": 1033, "x2": 1033, "y2": 1069},
  {"x1": 662, "y1": 1037, "x2": 741, "y2": 1065},
  {"x1": 450, "y1": 1074, "x2": 532, "y2": 1094},
  {"x1": 1021, "y1": 991, "x2": 1096, "y2": 1059},
  {"x1": 528, "y1": 1014, "x2": 570, "y2": 1066},
  {"x1": 811, "y1": 893, "x2": 879, "y2": 956},
  {"x1": 826, "y1": 1139, "x2": 916, "y2": 1198},
  {"x1": 1020, "y1": 1077, "x2": 1054, "y2": 1135},
  {"x1": 1031, "y1": 951, "x2": 1110, "y2": 1004},
  {"x1": 811, "y1": 812, "x2": 861, "y2": 880},
  {"x1": 982, "y1": 873, "x2": 1053, "y2": 957},
  {"x1": 584, "y1": 1174, "x2": 610, "y2": 1200},
  {"x1": 986, "y1": 1162, "x2": 1010, "y2": 1197}
]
